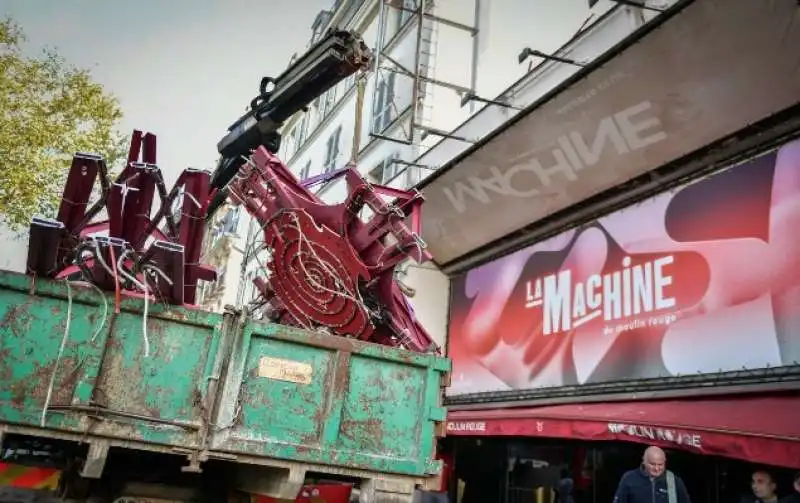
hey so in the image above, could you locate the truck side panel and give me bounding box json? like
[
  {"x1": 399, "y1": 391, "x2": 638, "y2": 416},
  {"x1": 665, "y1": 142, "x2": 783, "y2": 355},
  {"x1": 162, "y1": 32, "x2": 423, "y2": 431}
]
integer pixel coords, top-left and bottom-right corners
[
  {"x1": 211, "y1": 321, "x2": 448, "y2": 476},
  {"x1": 0, "y1": 271, "x2": 450, "y2": 480},
  {"x1": 0, "y1": 272, "x2": 224, "y2": 449}
]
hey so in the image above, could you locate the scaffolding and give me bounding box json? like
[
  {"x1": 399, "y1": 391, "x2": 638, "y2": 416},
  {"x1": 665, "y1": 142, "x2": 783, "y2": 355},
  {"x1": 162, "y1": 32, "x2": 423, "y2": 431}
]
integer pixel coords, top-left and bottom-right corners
[{"x1": 369, "y1": 0, "x2": 480, "y2": 149}]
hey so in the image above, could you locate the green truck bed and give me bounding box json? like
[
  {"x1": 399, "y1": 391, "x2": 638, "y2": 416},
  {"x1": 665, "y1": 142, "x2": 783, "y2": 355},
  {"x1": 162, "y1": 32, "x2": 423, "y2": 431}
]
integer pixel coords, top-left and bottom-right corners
[{"x1": 0, "y1": 271, "x2": 450, "y2": 497}]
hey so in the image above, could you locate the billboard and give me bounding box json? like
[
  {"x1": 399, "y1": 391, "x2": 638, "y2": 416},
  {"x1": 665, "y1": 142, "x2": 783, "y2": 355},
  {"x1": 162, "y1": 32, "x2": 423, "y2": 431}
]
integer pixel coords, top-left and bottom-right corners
[
  {"x1": 419, "y1": 0, "x2": 800, "y2": 264},
  {"x1": 446, "y1": 137, "x2": 800, "y2": 396}
]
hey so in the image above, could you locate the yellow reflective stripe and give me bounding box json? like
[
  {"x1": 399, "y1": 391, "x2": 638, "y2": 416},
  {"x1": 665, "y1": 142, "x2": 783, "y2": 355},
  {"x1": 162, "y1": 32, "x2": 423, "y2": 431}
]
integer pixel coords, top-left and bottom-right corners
[{"x1": 32, "y1": 470, "x2": 61, "y2": 490}]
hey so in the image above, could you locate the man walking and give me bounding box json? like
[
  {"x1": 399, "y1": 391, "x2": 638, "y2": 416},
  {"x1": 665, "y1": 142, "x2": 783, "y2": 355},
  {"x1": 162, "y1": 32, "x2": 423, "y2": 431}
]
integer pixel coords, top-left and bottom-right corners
[{"x1": 613, "y1": 446, "x2": 691, "y2": 503}]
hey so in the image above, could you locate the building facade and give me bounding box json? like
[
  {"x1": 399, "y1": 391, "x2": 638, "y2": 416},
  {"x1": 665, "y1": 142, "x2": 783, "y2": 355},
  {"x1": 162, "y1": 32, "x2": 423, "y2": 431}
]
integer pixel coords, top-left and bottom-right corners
[
  {"x1": 208, "y1": 0, "x2": 664, "y2": 347},
  {"x1": 182, "y1": 0, "x2": 800, "y2": 501},
  {"x1": 197, "y1": 202, "x2": 246, "y2": 311},
  {"x1": 429, "y1": 0, "x2": 800, "y2": 502}
]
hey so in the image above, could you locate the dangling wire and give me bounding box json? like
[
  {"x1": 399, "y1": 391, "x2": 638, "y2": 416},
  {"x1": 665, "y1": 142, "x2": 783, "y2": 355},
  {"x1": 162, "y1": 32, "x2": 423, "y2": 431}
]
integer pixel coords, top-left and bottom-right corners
[
  {"x1": 41, "y1": 281, "x2": 72, "y2": 427},
  {"x1": 141, "y1": 273, "x2": 151, "y2": 358},
  {"x1": 115, "y1": 249, "x2": 147, "y2": 291},
  {"x1": 107, "y1": 244, "x2": 122, "y2": 313}
]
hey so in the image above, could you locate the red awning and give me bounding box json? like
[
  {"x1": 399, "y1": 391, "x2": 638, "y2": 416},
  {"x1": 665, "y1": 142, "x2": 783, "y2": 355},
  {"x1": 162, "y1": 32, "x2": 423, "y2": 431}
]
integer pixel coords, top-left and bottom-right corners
[{"x1": 446, "y1": 393, "x2": 800, "y2": 469}]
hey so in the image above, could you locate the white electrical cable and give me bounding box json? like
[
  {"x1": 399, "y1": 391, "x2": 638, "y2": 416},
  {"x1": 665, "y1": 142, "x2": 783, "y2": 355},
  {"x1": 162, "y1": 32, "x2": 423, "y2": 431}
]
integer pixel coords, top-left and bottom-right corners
[
  {"x1": 141, "y1": 273, "x2": 151, "y2": 358},
  {"x1": 138, "y1": 265, "x2": 174, "y2": 358},
  {"x1": 247, "y1": 209, "x2": 375, "y2": 328},
  {"x1": 286, "y1": 212, "x2": 375, "y2": 324},
  {"x1": 69, "y1": 280, "x2": 110, "y2": 342},
  {"x1": 41, "y1": 281, "x2": 72, "y2": 427},
  {"x1": 115, "y1": 250, "x2": 147, "y2": 291},
  {"x1": 91, "y1": 239, "x2": 117, "y2": 278},
  {"x1": 144, "y1": 265, "x2": 173, "y2": 286}
]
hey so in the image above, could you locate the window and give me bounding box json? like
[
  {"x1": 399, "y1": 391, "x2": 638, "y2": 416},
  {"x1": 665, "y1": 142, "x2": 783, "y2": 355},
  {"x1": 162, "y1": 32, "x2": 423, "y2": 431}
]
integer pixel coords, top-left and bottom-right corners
[
  {"x1": 244, "y1": 270, "x2": 259, "y2": 305},
  {"x1": 311, "y1": 97, "x2": 322, "y2": 127},
  {"x1": 399, "y1": 0, "x2": 416, "y2": 26},
  {"x1": 297, "y1": 114, "x2": 310, "y2": 147},
  {"x1": 406, "y1": 165, "x2": 421, "y2": 186},
  {"x1": 372, "y1": 72, "x2": 396, "y2": 133},
  {"x1": 220, "y1": 206, "x2": 240, "y2": 235},
  {"x1": 324, "y1": 126, "x2": 342, "y2": 172},
  {"x1": 319, "y1": 94, "x2": 328, "y2": 118},
  {"x1": 368, "y1": 153, "x2": 400, "y2": 184},
  {"x1": 328, "y1": 85, "x2": 338, "y2": 107},
  {"x1": 309, "y1": 10, "x2": 332, "y2": 46},
  {"x1": 208, "y1": 206, "x2": 240, "y2": 245},
  {"x1": 310, "y1": 28, "x2": 324, "y2": 46},
  {"x1": 285, "y1": 127, "x2": 298, "y2": 158},
  {"x1": 387, "y1": 0, "x2": 416, "y2": 39},
  {"x1": 299, "y1": 160, "x2": 312, "y2": 182},
  {"x1": 320, "y1": 87, "x2": 337, "y2": 118}
]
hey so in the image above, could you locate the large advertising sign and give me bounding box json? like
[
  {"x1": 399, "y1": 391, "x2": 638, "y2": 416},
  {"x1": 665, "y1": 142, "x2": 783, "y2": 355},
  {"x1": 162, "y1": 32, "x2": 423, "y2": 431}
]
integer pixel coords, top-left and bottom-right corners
[
  {"x1": 446, "y1": 138, "x2": 800, "y2": 396},
  {"x1": 419, "y1": 0, "x2": 800, "y2": 264}
]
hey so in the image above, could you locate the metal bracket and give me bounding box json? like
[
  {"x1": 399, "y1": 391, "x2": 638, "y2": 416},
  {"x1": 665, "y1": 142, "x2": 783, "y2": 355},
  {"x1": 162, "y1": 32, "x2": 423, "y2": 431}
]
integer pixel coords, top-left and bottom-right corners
[
  {"x1": 181, "y1": 450, "x2": 208, "y2": 473},
  {"x1": 80, "y1": 440, "x2": 110, "y2": 479}
]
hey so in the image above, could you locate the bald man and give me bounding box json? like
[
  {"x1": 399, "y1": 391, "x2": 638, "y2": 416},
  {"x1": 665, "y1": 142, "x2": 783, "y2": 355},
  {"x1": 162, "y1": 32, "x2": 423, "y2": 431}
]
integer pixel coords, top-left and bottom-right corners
[{"x1": 613, "y1": 446, "x2": 691, "y2": 503}]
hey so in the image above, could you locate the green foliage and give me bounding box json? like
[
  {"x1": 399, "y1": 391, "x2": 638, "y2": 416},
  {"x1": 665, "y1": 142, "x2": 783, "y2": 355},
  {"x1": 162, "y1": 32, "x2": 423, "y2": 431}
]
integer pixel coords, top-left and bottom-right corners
[{"x1": 0, "y1": 17, "x2": 126, "y2": 230}]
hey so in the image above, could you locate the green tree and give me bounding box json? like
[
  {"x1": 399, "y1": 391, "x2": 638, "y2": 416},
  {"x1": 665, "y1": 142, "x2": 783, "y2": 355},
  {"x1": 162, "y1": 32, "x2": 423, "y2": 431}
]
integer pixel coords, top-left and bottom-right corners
[{"x1": 0, "y1": 18, "x2": 126, "y2": 230}]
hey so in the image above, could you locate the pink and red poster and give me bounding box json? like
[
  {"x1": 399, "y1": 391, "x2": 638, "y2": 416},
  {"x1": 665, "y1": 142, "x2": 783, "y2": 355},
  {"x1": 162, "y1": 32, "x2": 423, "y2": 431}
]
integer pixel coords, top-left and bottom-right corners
[{"x1": 447, "y1": 138, "x2": 800, "y2": 395}]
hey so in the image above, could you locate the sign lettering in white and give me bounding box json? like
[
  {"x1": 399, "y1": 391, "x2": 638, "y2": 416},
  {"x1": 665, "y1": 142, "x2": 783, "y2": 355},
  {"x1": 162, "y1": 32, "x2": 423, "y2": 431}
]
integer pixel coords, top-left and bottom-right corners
[
  {"x1": 446, "y1": 421, "x2": 487, "y2": 433},
  {"x1": 525, "y1": 255, "x2": 676, "y2": 335},
  {"x1": 442, "y1": 101, "x2": 667, "y2": 213},
  {"x1": 420, "y1": 0, "x2": 800, "y2": 264},
  {"x1": 608, "y1": 422, "x2": 702, "y2": 449}
]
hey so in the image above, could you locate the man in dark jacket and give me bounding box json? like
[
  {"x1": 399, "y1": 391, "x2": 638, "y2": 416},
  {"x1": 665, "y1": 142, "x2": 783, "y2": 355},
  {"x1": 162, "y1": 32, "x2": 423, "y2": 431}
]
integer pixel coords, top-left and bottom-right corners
[
  {"x1": 739, "y1": 470, "x2": 779, "y2": 503},
  {"x1": 613, "y1": 446, "x2": 691, "y2": 503},
  {"x1": 555, "y1": 469, "x2": 575, "y2": 503},
  {"x1": 779, "y1": 472, "x2": 800, "y2": 503}
]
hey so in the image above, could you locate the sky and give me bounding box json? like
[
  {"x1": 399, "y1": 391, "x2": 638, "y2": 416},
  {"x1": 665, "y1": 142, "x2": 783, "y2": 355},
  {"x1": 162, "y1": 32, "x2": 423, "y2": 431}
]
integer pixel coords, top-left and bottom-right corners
[
  {"x1": 2, "y1": 0, "x2": 330, "y2": 185},
  {"x1": 0, "y1": 0, "x2": 612, "y2": 269},
  {"x1": 2, "y1": 0, "x2": 608, "y2": 187}
]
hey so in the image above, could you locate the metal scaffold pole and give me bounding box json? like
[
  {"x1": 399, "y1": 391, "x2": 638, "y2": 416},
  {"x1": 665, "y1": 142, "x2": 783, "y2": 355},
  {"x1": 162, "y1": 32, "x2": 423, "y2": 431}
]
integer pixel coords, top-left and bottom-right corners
[{"x1": 369, "y1": 0, "x2": 480, "y2": 149}]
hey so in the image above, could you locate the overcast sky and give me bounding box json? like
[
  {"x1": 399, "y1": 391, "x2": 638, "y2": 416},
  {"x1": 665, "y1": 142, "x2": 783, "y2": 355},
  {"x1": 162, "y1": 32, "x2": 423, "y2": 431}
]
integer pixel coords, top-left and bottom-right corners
[
  {"x1": 0, "y1": 0, "x2": 610, "y2": 268},
  {"x1": 3, "y1": 0, "x2": 330, "y2": 184},
  {"x1": 3, "y1": 0, "x2": 606, "y2": 186}
]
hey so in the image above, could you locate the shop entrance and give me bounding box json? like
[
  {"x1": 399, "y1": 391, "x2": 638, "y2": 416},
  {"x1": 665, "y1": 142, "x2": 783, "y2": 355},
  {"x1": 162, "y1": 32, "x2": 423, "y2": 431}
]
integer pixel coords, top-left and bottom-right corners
[
  {"x1": 589, "y1": 442, "x2": 715, "y2": 503},
  {"x1": 449, "y1": 437, "x2": 798, "y2": 503}
]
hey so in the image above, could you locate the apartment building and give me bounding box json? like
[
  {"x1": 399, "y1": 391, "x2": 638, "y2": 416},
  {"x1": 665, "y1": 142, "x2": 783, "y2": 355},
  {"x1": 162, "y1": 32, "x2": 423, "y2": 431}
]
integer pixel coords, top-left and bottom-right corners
[
  {"x1": 201, "y1": 0, "x2": 673, "y2": 348},
  {"x1": 197, "y1": 203, "x2": 246, "y2": 312}
]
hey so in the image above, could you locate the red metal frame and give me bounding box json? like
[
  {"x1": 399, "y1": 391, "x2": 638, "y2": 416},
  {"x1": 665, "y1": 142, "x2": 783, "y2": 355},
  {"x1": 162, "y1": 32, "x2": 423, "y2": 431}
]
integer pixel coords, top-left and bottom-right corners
[
  {"x1": 228, "y1": 147, "x2": 437, "y2": 353},
  {"x1": 26, "y1": 130, "x2": 216, "y2": 305},
  {"x1": 250, "y1": 483, "x2": 353, "y2": 503},
  {"x1": 27, "y1": 130, "x2": 438, "y2": 354}
]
